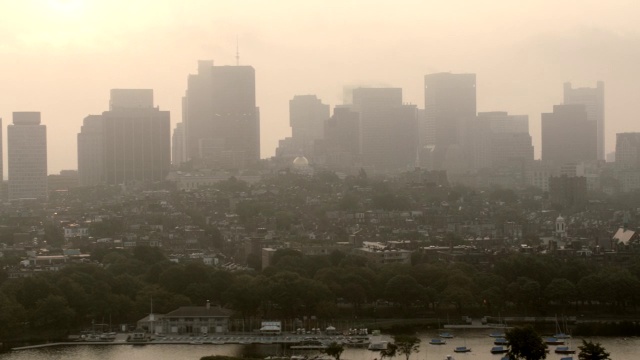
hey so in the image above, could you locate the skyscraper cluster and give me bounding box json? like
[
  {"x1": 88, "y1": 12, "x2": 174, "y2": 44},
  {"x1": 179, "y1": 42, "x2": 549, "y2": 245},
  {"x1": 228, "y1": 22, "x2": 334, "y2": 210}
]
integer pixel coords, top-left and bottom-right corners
[
  {"x1": 3, "y1": 57, "x2": 621, "y2": 199},
  {"x1": 269, "y1": 74, "x2": 610, "y2": 192}
]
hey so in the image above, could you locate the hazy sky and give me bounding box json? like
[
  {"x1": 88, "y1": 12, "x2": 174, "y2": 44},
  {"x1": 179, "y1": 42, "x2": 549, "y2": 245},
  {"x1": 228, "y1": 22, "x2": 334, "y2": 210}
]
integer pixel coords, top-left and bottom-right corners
[{"x1": 1, "y1": 0, "x2": 639, "y2": 174}]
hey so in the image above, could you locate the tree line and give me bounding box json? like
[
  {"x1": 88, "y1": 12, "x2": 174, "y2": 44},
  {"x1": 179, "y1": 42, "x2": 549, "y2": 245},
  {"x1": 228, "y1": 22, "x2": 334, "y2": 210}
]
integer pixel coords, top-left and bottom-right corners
[{"x1": 2, "y1": 246, "x2": 640, "y2": 341}]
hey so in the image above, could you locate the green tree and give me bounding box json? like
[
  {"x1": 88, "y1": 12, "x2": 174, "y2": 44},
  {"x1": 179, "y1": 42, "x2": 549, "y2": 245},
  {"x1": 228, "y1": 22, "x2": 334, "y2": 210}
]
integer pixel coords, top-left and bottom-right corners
[
  {"x1": 384, "y1": 275, "x2": 424, "y2": 309},
  {"x1": 380, "y1": 342, "x2": 398, "y2": 360},
  {"x1": 506, "y1": 326, "x2": 547, "y2": 360},
  {"x1": 323, "y1": 342, "x2": 345, "y2": 360},
  {"x1": 544, "y1": 278, "x2": 576, "y2": 310},
  {"x1": 393, "y1": 335, "x2": 420, "y2": 360},
  {"x1": 578, "y1": 340, "x2": 611, "y2": 360}
]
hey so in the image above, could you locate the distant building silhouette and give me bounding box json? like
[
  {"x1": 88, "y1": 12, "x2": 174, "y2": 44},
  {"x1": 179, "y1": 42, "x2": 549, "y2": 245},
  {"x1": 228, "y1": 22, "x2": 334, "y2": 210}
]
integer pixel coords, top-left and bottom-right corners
[
  {"x1": 276, "y1": 95, "x2": 330, "y2": 161},
  {"x1": 352, "y1": 88, "x2": 418, "y2": 173},
  {"x1": 77, "y1": 115, "x2": 104, "y2": 186},
  {"x1": 564, "y1": 81, "x2": 605, "y2": 161},
  {"x1": 615, "y1": 133, "x2": 640, "y2": 170},
  {"x1": 77, "y1": 90, "x2": 170, "y2": 186},
  {"x1": 172, "y1": 123, "x2": 186, "y2": 166},
  {"x1": 472, "y1": 111, "x2": 534, "y2": 187},
  {"x1": 320, "y1": 106, "x2": 361, "y2": 172},
  {"x1": 614, "y1": 132, "x2": 640, "y2": 192},
  {"x1": 424, "y1": 73, "x2": 476, "y2": 172},
  {"x1": 541, "y1": 104, "x2": 597, "y2": 166},
  {"x1": 183, "y1": 61, "x2": 260, "y2": 169},
  {"x1": 549, "y1": 175, "x2": 587, "y2": 209},
  {"x1": 8, "y1": 112, "x2": 47, "y2": 200},
  {"x1": 290, "y1": 95, "x2": 330, "y2": 156}
]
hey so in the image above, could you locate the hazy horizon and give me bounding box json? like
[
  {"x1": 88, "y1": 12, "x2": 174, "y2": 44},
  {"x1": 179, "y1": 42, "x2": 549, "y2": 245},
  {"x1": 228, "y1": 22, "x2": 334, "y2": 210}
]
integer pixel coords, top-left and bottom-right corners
[{"x1": 1, "y1": 0, "x2": 640, "y2": 174}]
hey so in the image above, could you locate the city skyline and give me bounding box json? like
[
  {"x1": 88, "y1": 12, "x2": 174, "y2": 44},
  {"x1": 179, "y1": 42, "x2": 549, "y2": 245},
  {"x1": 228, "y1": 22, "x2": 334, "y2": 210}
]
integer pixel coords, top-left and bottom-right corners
[{"x1": 1, "y1": 1, "x2": 640, "y2": 174}]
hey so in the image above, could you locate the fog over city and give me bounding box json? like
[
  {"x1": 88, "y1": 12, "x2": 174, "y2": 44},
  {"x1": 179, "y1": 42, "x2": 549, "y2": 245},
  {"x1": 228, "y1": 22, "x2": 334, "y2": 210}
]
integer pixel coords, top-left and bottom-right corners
[{"x1": 1, "y1": 0, "x2": 640, "y2": 174}]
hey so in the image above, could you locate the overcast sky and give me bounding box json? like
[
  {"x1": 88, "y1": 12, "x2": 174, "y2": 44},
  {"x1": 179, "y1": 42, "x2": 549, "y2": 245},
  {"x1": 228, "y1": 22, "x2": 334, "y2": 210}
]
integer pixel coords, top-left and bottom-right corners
[{"x1": 1, "y1": 0, "x2": 639, "y2": 174}]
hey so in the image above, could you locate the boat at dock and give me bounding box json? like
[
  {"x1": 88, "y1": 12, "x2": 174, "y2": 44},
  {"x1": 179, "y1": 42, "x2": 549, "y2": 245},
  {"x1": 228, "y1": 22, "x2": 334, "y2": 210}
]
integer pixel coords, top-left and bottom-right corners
[
  {"x1": 494, "y1": 338, "x2": 509, "y2": 345},
  {"x1": 544, "y1": 337, "x2": 565, "y2": 345},
  {"x1": 491, "y1": 346, "x2": 508, "y2": 354},
  {"x1": 555, "y1": 346, "x2": 576, "y2": 354}
]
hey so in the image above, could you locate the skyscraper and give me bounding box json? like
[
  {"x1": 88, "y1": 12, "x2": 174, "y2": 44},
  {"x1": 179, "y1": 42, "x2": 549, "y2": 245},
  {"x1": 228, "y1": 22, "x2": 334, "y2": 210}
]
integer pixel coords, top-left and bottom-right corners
[
  {"x1": 563, "y1": 81, "x2": 605, "y2": 160},
  {"x1": 321, "y1": 105, "x2": 361, "y2": 172},
  {"x1": 183, "y1": 61, "x2": 260, "y2": 169},
  {"x1": 475, "y1": 111, "x2": 533, "y2": 170},
  {"x1": 352, "y1": 88, "x2": 418, "y2": 173},
  {"x1": 77, "y1": 90, "x2": 170, "y2": 186},
  {"x1": 77, "y1": 115, "x2": 104, "y2": 186},
  {"x1": 424, "y1": 73, "x2": 476, "y2": 171},
  {"x1": 172, "y1": 122, "x2": 186, "y2": 166},
  {"x1": 8, "y1": 112, "x2": 47, "y2": 200},
  {"x1": 289, "y1": 95, "x2": 330, "y2": 157},
  {"x1": 615, "y1": 133, "x2": 640, "y2": 170},
  {"x1": 541, "y1": 104, "x2": 597, "y2": 166}
]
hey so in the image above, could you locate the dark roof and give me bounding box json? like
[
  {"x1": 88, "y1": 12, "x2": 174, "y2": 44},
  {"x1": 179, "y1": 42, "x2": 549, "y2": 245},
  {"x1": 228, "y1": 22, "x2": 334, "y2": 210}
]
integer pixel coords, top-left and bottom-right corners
[{"x1": 163, "y1": 306, "x2": 233, "y2": 318}]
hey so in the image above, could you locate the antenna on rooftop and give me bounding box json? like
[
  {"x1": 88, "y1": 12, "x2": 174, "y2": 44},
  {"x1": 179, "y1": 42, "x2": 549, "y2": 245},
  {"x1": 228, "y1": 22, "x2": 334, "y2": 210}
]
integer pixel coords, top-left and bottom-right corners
[{"x1": 236, "y1": 36, "x2": 240, "y2": 66}]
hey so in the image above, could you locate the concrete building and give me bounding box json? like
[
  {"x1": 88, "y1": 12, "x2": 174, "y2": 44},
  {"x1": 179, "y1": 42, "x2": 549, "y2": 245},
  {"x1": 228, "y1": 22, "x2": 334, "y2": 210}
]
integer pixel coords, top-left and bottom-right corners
[
  {"x1": 77, "y1": 115, "x2": 104, "y2": 186},
  {"x1": 424, "y1": 72, "x2": 476, "y2": 171},
  {"x1": 78, "y1": 90, "x2": 170, "y2": 186},
  {"x1": 613, "y1": 133, "x2": 640, "y2": 192},
  {"x1": 564, "y1": 81, "x2": 605, "y2": 160},
  {"x1": 172, "y1": 122, "x2": 186, "y2": 166},
  {"x1": 352, "y1": 88, "x2": 418, "y2": 173},
  {"x1": 474, "y1": 112, "x2": 533, "y2": 170},
  {"x1": 8, "y1": 112, "x2": 47, "y2": 200},
  {"x1": 549, "y1": 175, "x2": 588, "y2": 209},
  {"x1": 615, "y1": 133, "x2": 640, "y2": 170},
  {"x1": 183, "y1": 61, "x2": 260, "y2": 169},
  {"x1": 288, "y1": 95, "x2": 330, "y2": 157},
  {"x1": 321, "y1": 106, "x2": 361, "y2": 172},
  {"x1": 541, "y1": 104, "x2": 597, "y2": 166}
]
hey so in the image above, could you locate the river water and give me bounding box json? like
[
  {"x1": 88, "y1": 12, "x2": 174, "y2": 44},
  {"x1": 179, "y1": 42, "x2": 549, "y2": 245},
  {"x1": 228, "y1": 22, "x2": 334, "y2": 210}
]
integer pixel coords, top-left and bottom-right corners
[{"x1": 1, "y1": 332, "x2": 637, "y2": 360}]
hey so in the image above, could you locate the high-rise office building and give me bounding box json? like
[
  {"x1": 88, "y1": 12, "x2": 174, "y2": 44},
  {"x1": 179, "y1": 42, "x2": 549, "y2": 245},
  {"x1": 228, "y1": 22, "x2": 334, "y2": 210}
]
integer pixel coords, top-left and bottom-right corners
[
  {"x1": 564, "y1": 81, "x2": 605, "y2": 160},
  {"x1": 77, "y1": 90, "x2": 170, "y2": 186},
  {"x1": 475, "y1": 111, "x2": 533, "y2": 169},
  {"x1": 77, "y1": 115, "x2": 104, "y2": 186},
  {"x1": 289, "y1": 95, "x2": 330, "y2": 156},
  {"x1": 321, "y1": 105, "x2": 361, "y2": 172},
  {"x1": 615, "y1": 133, "x2": 640, "y2": 170},
  {"x1": 541, "y1": 104, "x2": 597, "y2": 166},
  {"x1": 352, "y1": 88, "x2": 418, "y2": 173},
  {"x1": 172, "y1": 122, "x2": 186, "y2": 166},
  {"x1": 183, "y1": 61, "x2": 260, "y2": 169},
  {"x1": 424, "y1": 73, "x2": 477, "y2": 171},
  {"x1": 8, "y1": 112, "x2": 47, "y2": 200}
]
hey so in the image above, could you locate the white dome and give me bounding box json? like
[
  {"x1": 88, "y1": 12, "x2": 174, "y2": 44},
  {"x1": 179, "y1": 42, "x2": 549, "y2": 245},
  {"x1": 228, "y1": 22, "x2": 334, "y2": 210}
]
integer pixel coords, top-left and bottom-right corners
[{"x1": 292, "y1": 156, "x2": 309, "y2": 167}]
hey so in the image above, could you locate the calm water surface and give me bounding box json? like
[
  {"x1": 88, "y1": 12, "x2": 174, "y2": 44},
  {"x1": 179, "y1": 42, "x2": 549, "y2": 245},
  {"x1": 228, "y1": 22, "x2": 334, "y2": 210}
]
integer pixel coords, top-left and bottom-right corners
[{"x1": 1, "y1": 332, "x2": 638, "y2": 360}]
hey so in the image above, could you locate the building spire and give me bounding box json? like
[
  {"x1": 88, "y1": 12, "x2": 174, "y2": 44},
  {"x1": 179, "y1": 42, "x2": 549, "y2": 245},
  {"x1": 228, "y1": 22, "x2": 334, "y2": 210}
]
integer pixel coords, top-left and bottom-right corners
[{"x1": 236, "y1": 36, "x2": 240, "y2": 66}]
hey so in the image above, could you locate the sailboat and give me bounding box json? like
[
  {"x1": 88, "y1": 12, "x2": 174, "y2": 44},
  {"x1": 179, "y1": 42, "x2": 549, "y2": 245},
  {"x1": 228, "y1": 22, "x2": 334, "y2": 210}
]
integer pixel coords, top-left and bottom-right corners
[
  {"x1": 553, "y1": 315, "x2": 571, "y2": 339},
  {"x1": 453, "y1": 328, "x2": 470, "y2": 353}
]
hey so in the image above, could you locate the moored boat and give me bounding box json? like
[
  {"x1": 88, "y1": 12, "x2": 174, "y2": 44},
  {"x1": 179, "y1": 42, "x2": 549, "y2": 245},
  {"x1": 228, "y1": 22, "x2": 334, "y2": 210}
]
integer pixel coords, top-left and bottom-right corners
[
  {"x1": 490, "y1": 346, "x2": 508, "y2": 354},
  {"x1": 555, "y1": 346, "x2": 576, "y2": 354},
  {"x1": 439, "y1": 332, "x2": 454, "y2": 339},
  {"x1": 494, "y1": 337, "x2": 509, "y2": 345},
  {"x1": 544, "y1": 337, "x2": 565, "y2": 345},
  {"x1": 430, "y1": 338, "x2": 447, "y2": 345},
  {"x1": 453, "y1": 346, "x2": 471, "y2": 353}
]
